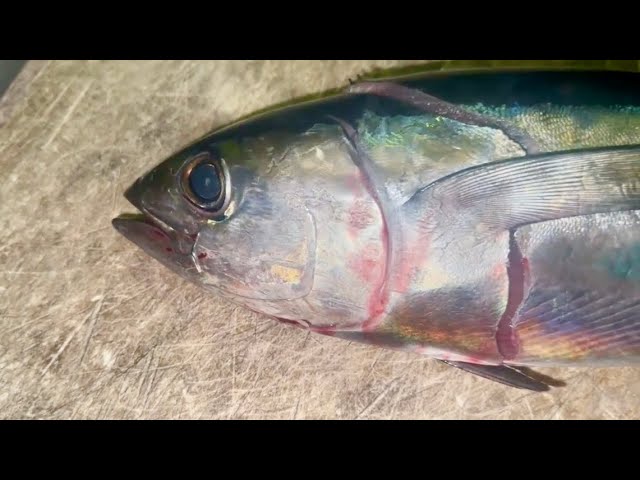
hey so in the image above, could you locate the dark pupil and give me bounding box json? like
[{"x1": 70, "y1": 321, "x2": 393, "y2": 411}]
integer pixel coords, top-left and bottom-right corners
[{"x1": 189, "y1": 163, "x2": 221, "y2": 203}]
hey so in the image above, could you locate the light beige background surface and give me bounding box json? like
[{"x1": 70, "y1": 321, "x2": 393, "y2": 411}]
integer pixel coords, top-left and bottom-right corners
[{"x1": 1, "y1": 60, "x2": 638, "y2": 419}]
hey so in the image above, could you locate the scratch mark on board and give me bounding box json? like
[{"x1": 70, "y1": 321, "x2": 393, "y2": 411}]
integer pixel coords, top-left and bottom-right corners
[
  {"x1": 355, "y1": 378, "x2": 399, "y2": 419},
  {"x1": 42, "y1": 80, "x2": 94, "y2": 149},
  {"x1": 42, "y1": 297, "x2": 103, "y2": 376},
  {"x1": 79, "y1": 295, "x2": 103, "y2": 365},
  {"x1": 42, "y1": 83, "x2": 72, "y2": 118}
]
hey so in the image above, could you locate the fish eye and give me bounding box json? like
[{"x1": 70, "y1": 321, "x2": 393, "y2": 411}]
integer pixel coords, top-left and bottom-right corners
[
  {"x1": 180, "y1": 151, "x2": 230, "y2": 216},
  {"x1": 190, "y1": 163, "x2": 221, "y2": 202}
]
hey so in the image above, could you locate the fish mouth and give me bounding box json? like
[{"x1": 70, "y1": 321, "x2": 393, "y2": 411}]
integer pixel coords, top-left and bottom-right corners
[
  {"x1": 112, "y1": 209, "x2": 176, "y2": 241},
  {"x1": 112, "y1": 182, "x2": 196, "y2": 259},
  {"x1": 112, "y1": 209, "x2": 186, "y2": 256},
  {"x1": 112, "y1": 208, "x2": 203, "y2": 287},
  {"x1": 112, "y1": 181, "x2": 176, "y2": 243},
  {"x1": 112, "y1": 211, "x2": 170, "y2": 237}
]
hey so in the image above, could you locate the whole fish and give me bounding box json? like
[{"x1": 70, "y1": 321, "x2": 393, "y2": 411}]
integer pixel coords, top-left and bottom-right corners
[{"x1": 113, "y1": 64, "x2": 640, "y2": 391}]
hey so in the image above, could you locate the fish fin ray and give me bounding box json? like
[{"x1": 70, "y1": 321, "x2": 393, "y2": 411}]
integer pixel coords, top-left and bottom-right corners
[
  {"x1": 440, "y1": 360, "x2": 559, "y2": 391},
  {"x1": 408, "y1": 145, "x2": 640, "y2": 231}
]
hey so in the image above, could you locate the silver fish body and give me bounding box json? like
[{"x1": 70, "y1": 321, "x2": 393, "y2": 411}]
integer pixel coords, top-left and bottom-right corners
[{"x1": 114, "y1": 68, "x2": 640, "y2": 390}]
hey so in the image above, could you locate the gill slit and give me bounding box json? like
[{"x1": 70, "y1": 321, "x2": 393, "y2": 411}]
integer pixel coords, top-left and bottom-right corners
[
  {"x1": 328, "y1": 115, "x2": 394, "y2": 332},
  {"x1": 496, "y1": 230, "x2": 526, "y2": 360}
]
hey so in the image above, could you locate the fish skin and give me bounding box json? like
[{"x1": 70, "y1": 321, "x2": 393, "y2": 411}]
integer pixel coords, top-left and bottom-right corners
[
  {"x1": 113, "y1": 68, "x2": 640, "y2": 390},
  {"x1": 512, "y1": 211, "x2": 640, "y2": 366}
]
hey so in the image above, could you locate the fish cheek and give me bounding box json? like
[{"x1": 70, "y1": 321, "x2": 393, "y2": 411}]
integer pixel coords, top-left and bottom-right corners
[{"x1": 192, "y1": 207, "x2": 317, "y2": 302}]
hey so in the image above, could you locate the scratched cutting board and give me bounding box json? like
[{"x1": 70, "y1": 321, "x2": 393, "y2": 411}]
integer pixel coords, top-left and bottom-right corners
[{"x1": 1, "y1": 60, "x2": 638, "y2": 419}]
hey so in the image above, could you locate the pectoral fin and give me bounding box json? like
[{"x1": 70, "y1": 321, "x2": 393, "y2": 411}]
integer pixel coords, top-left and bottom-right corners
[
  {"x1": 408, "y1": 145, "x2": 640, "y2": 232},
  {"x1": 440, "y1": 360, "x2": 563, "y2": 392}
]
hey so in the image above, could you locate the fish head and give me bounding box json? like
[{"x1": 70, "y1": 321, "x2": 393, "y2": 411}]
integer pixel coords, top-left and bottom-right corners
[{"x1": 113, "y1": 129, "x2": 332, "y2": 316}]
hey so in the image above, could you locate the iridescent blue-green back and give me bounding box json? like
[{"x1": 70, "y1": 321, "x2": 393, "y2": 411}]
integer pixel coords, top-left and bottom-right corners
[{"x1": 355, "y1": 76, "x2": 640, "y2": 202}]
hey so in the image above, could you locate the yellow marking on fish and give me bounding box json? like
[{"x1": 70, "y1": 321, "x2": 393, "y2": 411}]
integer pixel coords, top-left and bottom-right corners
[{"x1": 270, "y1": 264, "x2": 302, "y2": 283}]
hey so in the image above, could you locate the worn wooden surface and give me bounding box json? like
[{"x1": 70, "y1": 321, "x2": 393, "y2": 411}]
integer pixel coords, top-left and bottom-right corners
[{"x1": 1, "y1": 60, "x2": 638, "y2": 419}]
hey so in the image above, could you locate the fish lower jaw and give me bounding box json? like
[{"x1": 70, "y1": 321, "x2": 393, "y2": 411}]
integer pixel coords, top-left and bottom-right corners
[{"x1": 113, "y1": 208, "x2": 174, "y2": 234}]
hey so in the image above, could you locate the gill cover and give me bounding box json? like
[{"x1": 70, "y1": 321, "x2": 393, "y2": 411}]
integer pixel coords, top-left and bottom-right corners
[{"x1": 193, "y1": 201, "x2": 317, "y2": 301}]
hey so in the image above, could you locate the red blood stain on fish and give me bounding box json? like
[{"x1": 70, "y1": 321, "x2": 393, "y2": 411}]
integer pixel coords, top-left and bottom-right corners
[
  {"x1": 311, "y1": 325, "x2": 337, "y2": 336},
  {"x1": 347, "y1": 199, "x2": 374, "y2": 238},
  {"x1": 344, "y1": 163, "x2": 393, "y2": 333},
  {"x1": 363, "y1": 221, "x2": 390, "y2": 332},
  {"x1": 496, "y1": 235, "x2": 527, "y2": 360},
  {"x1": 275, "y1": 318, "x2": 305, "y2": 329},
  {"x1": 344, "y1": 168, "x2": 388, "y2": 328},
  {"x1": 345, "y1": 171, "x2": 372, "y2": 236},
  {"x1": 366, "y1": 290, "x2": 389, "y2": 329},
  {"x1": 491, "y1": 263, "x2": 505, "y2": 281},
  {"x1": 151, "y1": 228, "x2": 169, "y2": 241},
  {"x1": 165, "y1": 247, "x2": 173, "y2": 253},
  {"x1": 392, "y1": 228, "x2": 431, "y2": 294},
  {"x1": 348, "y1": 244, "x2": 383, "y2": 283},
  {"x1": 345, "y1": 172, "x2": 365, "y2": 196},
  {"x1": 197, "y1": 252, "x2": 207, "y2": 260},
  {"x1": 394, "y1": 254, "x2": 417, "y2": 294}
]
